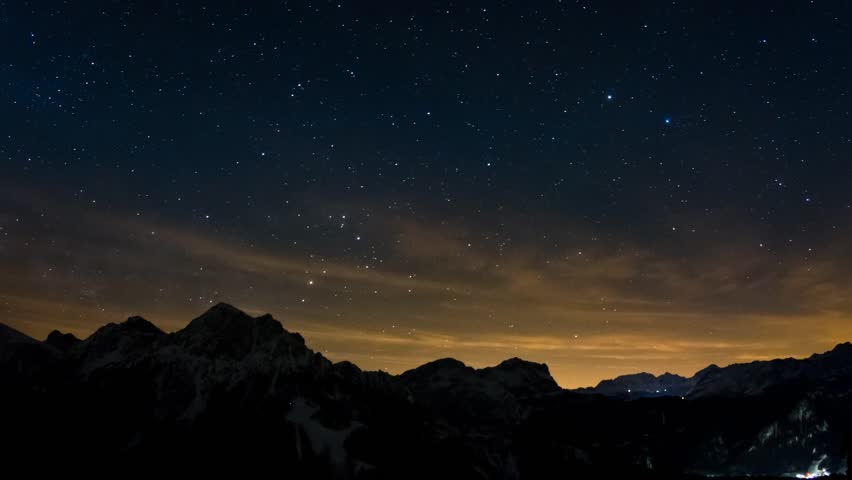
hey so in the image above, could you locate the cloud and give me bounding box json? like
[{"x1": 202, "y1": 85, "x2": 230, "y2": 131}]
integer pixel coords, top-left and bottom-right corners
[{"x1": 3, "y1": 186, "x2": 852, "y2": 387}]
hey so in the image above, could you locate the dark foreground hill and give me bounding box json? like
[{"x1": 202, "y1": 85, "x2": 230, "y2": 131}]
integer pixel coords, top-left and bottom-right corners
[{"x1": 1, "y1": 303, "x2": 850, "y2": 478}]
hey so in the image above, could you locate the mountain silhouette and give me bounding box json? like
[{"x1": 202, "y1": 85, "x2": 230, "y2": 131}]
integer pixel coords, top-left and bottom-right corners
[
  {"x1": 1, "y1": 303, "x2": 850, "y2": 478},
  {"x1": 578, "y1": 342, "x2": 852, "y2": 400}
]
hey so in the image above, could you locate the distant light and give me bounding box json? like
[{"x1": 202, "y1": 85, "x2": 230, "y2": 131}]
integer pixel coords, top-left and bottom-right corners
[
  {"x1": 796, "y1": 468, "x2": 830, "y2": 478},
  {"x1": 664, "y1": 117, "x2": 671, "y2": 125},
  {"x1": 606, "y1": 94, "x2": 613, "y2": 100}
]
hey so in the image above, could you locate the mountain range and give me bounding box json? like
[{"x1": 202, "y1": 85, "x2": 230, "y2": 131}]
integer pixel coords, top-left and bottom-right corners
[
  {"x1": 1, "y1": 303, "x2": 850, "y2": 478},
  {"x1": 577, "y1": 341, "x2": 852, "y2": 401}
]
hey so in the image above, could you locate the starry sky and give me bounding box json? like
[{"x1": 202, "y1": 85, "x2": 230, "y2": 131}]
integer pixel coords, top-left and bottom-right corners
[{"x1": 3, "y1": 1, "x2": 852, "y2": 387}]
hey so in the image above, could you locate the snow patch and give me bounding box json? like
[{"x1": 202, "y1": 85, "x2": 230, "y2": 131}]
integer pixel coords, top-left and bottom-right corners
[{"x1": 286, "y1": 397, "x2": 361, "y2": 467}]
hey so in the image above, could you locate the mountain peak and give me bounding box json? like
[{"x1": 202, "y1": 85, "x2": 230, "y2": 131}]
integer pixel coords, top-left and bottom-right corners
[
  {"x1": 207, "y1": 301, "x2": 243, "y2": 315},
  {"x1": 176, "y1": 303, "x2": 288, "y2": 358},
  {"x1": 695, "y1": 363, "x2": 722, "y2": 377},
  {"x1": 87, "y1": 315, "x2": 164, "y2": 343},
  {"x1": 122, "y1": 316, "x2": 164, "y2": 335},
  {"x1": 405, "y1": 357, "x2": 469, "y2": 375},
  {"x1": 187, "y1": 303, "x2": 281, "y2": 330},
  {"x1": 78, "y1": 315, "x2": 165, "y2": 368},
  {"x1": 494, "y1": 357, "x2": 540, "y2": 369},
  {"x1": 594, "y1": 372, "x2": 654, "y2": 389},
  {"x1": 399, "y1": 358, "x2": 475, "y2": 390},
  {"x1": 44, "y1": 330, "x2": 81, "y2": 351},
  {"x1": 481, "y1": 357, "x2": 560, "y2": 395},
  {"x1": 486, "y1": 357, "x2": 556, "y2": 382},
  {"x1": 401, "y1": 357, "x2": 560, "y2": 396},
  {"x1": 582, "y1": 371, "x2": 695, "y2": 398},
  {"x1": 0, "y1": 323, "x2": 38, "y2": 345}
]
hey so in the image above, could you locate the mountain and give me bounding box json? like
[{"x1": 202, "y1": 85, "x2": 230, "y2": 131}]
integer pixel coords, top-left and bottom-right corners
[
  {"x1": 0, "y1": 323, "x2": 60, "y2": 382},
  {"x1": 579, "y1": 342, "x2": 852, "y2": 400},
  {"x1": 1, "y1": 303, "x2": 850, "y2": 478},
  {"x1": 397, "y1": 356, "x2": 558, "y2": 434},
  {"x1": 577, "y1": 372, "x2": 695, "y2": 398},
  {"x1": 688, "y1": 342, "x2": 852, "y2": 398},
  {"x1": 44, "y1": 329, "x2": 81, "y2": 351}
]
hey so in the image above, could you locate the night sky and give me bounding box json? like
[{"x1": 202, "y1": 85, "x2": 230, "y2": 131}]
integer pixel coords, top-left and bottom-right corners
[{"x1": 3, "y1": 1, "x2": 852, "y2": 387}]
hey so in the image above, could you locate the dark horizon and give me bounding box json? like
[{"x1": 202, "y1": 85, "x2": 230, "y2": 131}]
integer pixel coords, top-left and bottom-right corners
[
  {"x1": 3, "y1": 297, "x2": 850, "y2": 478},
  {"x1": 6, "y1": 301, "x2": 852, "y2": 390}
]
